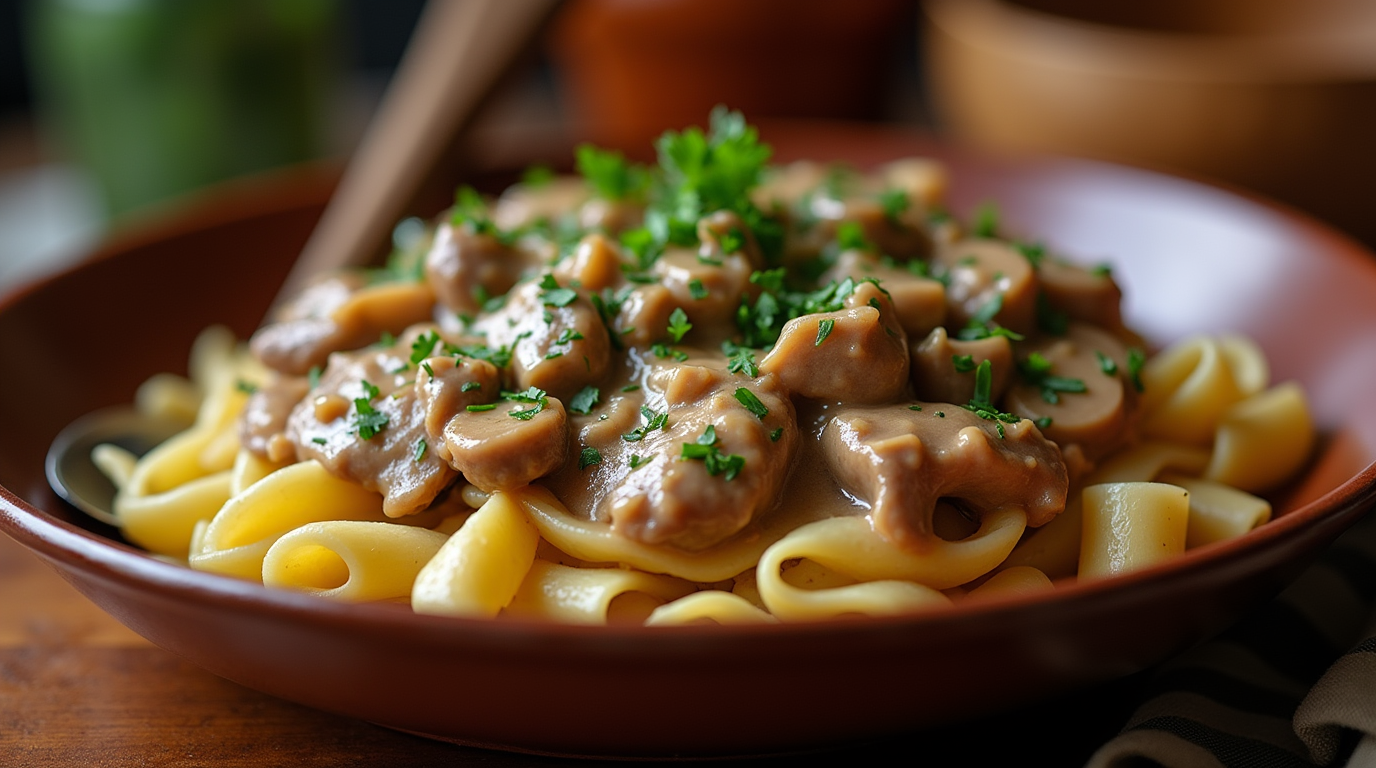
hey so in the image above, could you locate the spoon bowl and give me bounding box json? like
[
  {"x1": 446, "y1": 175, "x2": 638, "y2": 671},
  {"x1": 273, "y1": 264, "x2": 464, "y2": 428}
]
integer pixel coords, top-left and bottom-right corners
[{"x1": 45, "y1": 406, "x2": 191, "y2": 526}]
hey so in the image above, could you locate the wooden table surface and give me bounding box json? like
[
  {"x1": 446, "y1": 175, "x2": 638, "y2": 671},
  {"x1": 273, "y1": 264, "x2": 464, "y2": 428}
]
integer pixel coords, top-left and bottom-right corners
[{"x1": 0, "y1": 530, "x2": 1147, "y2": 767}]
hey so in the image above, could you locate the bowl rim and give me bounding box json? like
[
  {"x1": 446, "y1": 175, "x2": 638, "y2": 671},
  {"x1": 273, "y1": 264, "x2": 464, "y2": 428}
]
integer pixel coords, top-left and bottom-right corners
[{"x1": 3, "y1": 146, "x2": 1376, "y2": 653}]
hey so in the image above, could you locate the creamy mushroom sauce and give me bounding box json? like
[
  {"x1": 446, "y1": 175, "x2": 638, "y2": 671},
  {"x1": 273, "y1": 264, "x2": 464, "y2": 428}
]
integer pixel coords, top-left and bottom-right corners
[{"x1": 242, "y1": 113, "x2": 1144, "y2": 554}]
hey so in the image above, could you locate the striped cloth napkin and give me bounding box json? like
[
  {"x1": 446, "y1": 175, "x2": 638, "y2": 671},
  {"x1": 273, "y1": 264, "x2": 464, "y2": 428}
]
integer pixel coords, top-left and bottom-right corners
[{"x1": 1087, "y1": 510, "x2": 1376, "y2": 768}]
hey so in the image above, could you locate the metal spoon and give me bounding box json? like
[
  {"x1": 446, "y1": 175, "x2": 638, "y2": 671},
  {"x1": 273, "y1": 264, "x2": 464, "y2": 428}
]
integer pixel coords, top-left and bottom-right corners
[
  {"x1": 45, "y1": 407, "x2": 191, "y2": 525},
  {"x1": 46, "y1": 0, "x2": 558, "y2": 523}
]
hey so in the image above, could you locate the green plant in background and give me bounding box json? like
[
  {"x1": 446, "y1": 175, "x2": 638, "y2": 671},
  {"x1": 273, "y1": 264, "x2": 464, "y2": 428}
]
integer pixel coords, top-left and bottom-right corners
[{"x1": 27, "y1": 0, "x2": 337, "y2": 218}]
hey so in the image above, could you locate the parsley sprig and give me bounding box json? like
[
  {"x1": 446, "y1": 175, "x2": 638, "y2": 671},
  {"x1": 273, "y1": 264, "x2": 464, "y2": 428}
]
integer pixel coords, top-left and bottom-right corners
[
  {"x1": 960, "y1": 360, "x2": 1020, "y2": 438},
  {"x1": 1018, "y1": 353, "x2": 1087, "y2": 404},
  {"x1": 679, "y1": 425, "x2": 745, "y2": 481},
  {"x1": 351, "y1": 380, "x2": 390, "y2": 440}
]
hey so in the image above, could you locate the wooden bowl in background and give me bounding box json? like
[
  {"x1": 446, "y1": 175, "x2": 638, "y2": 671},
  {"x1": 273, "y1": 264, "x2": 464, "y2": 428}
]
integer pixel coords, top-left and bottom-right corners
[{"x1": 923, "y1": 0, "x2": 1376, "y2": 246}]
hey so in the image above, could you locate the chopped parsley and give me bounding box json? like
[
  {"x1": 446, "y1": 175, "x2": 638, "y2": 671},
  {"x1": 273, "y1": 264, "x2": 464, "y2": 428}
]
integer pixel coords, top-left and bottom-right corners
[
  {"x1": 503, "y1": 386, "x2": 549, "y2": 420},
  {"x1": 621, "y1": 383, "x2": 641, "y2": 392},
  {"x1": 466, "y1": 403, "x2": 497, "y2": 412},
  {"x1": 460, "y1": 380, "x2": 481, "y2": 392},
  {"x1": 308, "y1": 366, "x2": 322, "y2": 389},
  {"x1": 961, "y1": 359, "x2": 1020, "y2": 438},
  {"x1": 718, "y1": 227, "x2": 745, "y2": 254},
  {"x1": 1034, "y1": 416, "x2": 1053, "y2": 430},
  {"x1": 450, "y1": 342, "x2": 514, "y2": 369},
  {"x1": 651, "y1": 342, "x2": 689, "y2": 362},
  {"x1": 1035, "y1": 293, "x2": 1069, "y2": 336},
  {"x1": 1018, "y1": 352, "x2": 1087, "y2": 404},
  {"x1": 688, "y1": 279, "x2": 709, "y2": 300},
  {"x1": 410, "y1": 330, "x2": 441, "y2": 366},
  {"x1": 879, "y1": 188, "x2": 909, "y2": 224},
  {"x1": 576, "y1": 144, "x2": 648, "y2": 201},
  {"x1": 350, "y1": 380, "x2": 389, "y2": 440},
  {"x1": 952, "y1": 354, "x2": 977, "y2": 373},
  {"x1": 311, "y1": 436, "x2": 327, "y2": 445},
  {"x1": 723, "y1": 341, "x2": 759, "y2": 377},
  {"x1": 769, "y1": 427, "x2": 783, "y2": 442},
  {"x1": 629, "y1": 454, "x2": 649, "y2": 469},
  {"x1": 679, "y1": 425, "x2": 745, "y2": 481},
  {"x1": 555, "y1": 328, "x2": 585, "y2": 345},
  {"x1": 733, "y1": 387, "x2": 769, "y2": 419},
  {"x1": 623, "y1": 406, "x2": 668, "y2": 442},
  {"x1": 1096, "y1": 350, "x2": 1118, "y2": 376},
  {"x1": 578, "y1": 446, "x2": 603, "y2": 470},
  {"x1": 815, "y1": 318, "x2": 835, "y2": 346},
  {"x1": 972, "y1": 201, "x2": 999, "y2": 238},
  {"x1": 666, "y1": 307, "x2": 692, "y2": 343},
  {"x1": 522, "y1": 164, "x2": 554, "y2": 188},
  {"x1": 413, "y1": 438, "x2": 428, "y2": 463},
  {"x1": 539, "y1": 274, "x2": 578, "y2": 307},
  {"x1": 1015, "y1": 241, "x2": 1045, "y2": 268},
  {"x1": 1127, "y1": 347, "x2": 1146, "y2": 392},
  {"x1": 569, "y1": 385, "x2": 600, "y2": 415},
  {"x1": 234, "y1": 379, "x2": 258, "y2": 395},
  {"x1": 836, "y1": 221, "x2": 873, "y2": 252}
]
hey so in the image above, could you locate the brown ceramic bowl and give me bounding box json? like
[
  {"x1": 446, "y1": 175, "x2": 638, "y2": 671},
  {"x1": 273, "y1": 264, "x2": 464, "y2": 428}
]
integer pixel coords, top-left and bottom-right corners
[
  {"x1": 2, "y1": 125, "x2": 1375, "y2": 758},
  {"x1": 923, "y1": 0, "x2": 1376, "y2": 245}
]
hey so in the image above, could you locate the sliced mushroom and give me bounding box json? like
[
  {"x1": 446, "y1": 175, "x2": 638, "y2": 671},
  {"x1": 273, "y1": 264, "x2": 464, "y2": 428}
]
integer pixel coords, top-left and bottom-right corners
[
  {"x1": 1038, "y1": 259, "x2": 1125, "y2": 333},
  {"x1": 910, "y1": 326, "x2": 1014, "y2": 405},
  {"x1": 1002, "y1": 323, "x2": 1140, "y2": 466},
  {"x1": 473, "y1": 279, "x2": 611, "y2": 401},
  {"x1": 935, "y1": 239, "x2": 1036, "y2": 334},
  {"x1": 441, "y1": 395, "x2": 569, "y2": 492},
  {"x1": 822, "y1": 404, "x2": 1067, "y2": 549},
  {"x1": 824, "y1": 249, "x2": 947, "y2": 338}
]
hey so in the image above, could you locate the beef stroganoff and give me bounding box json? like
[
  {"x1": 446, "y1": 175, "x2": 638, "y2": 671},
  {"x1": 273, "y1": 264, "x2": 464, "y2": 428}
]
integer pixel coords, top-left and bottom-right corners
[{"x1": 95, "y1": 110, "x2": 1315, "y2": 624}]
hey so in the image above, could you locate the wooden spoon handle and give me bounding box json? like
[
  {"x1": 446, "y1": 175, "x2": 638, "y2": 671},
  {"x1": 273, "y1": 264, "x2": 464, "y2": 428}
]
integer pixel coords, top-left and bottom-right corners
[{"x1": 274, "y1": 0, "x2": 559, "y2": 309}]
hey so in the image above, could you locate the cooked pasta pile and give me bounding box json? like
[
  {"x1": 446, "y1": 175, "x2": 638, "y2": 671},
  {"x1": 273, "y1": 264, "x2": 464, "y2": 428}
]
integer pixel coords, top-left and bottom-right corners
[{"x1": 95, "y1": 111, "x2": 1315, "y2": 624}]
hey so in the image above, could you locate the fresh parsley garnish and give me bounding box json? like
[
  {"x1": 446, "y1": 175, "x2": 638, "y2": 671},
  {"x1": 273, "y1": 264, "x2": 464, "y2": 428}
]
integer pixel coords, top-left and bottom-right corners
[
  {"x1": 460, "y1": 380, "x2": 480, "y2": 392},
  {"x1": 961, "y1": 359, "x2": 1020, "y2": 438},
  {"x1": 623, "y1": 406, "x2": 668, "y2": 442},
  {"x1": 815, "y1": 318, "x2": 835, "y2": 346},
  {"x1": 733, "y1": 387, "x2": 768, "y2": 419},
  {"x1": 414, "y1": 438, "x2": 428, "y2": 462},
  {"x1": 666, "y1": 307, "x2": 692, "y2": 343},
  {"x1": 539, "y1": 274, "x2": 578, "y2": 308},
  {"x1": 351, "y1": 381, "x2": 389, "y2": 440},
  {"x1": 1096, "y1": 350, "x2": 1118, "y2": 376},
  {"x1": 972, "y1": 201, "x2": 999, "y2": 238},
  {"x1": 576, "y1": 144, "x2": 647, "y2": 201},
  {"x1": 879, "y1": 189, "x2": 909, "y2": 224},
  {"x1": 688, "y1": 279, "x2": 709, "y2": 300},
  {"x1": 578, "y1": 446, "x2": 602, "y2": 470},
  {"x1": 503, "y1": 387, "x2": 549, "y2": 421},
  {"x1": 569, "y1": 386, "x2": 600, "y2": 415},
  {"x1": 679, "y1": 425, "x2": 745, "y2": 481},
  {"x1": 952, "y1": 354, "x2": 976, "y2": 373},
  {"x1": 1127, "y1": 347, "x2": 1146, "y2": 392},
  {"x1": 410, "y1": 330, "x2": 441, "y2": 366},
  {"x1": 723, "y1": 341, "x2": 759, "y2": 377},
  {"x1": 1018, "y1": 353, "x2": 1087, "y2": 404}
]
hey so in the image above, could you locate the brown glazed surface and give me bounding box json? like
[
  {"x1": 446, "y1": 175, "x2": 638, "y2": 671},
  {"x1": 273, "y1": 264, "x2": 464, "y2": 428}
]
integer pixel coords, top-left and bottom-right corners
[{"x1": 3, "y1": 125, "x2": 1376, "y2": 758}]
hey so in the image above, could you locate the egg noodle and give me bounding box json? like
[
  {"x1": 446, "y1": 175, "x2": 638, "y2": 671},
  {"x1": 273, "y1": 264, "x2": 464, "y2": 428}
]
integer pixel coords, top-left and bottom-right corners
[{"x1": 95, "y1": 111, "x2": 1314, "y2": 624}]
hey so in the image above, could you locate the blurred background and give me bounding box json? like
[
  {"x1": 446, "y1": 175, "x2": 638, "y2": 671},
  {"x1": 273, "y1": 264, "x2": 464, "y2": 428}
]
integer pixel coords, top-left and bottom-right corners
[{"x1": 1, "y1": 0, "x2": 1374, "y2": 294}]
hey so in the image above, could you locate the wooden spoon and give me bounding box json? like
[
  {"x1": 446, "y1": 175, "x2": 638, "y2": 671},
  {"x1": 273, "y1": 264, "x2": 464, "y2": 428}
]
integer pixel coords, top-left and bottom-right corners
[{"x1": 274, "y1": 0, "x2": 560, "y2": 307}]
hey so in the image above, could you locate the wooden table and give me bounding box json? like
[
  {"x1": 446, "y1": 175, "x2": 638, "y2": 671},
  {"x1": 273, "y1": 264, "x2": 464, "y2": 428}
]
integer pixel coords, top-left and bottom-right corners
[{"x1": 0, "y1": 531, "x2": 1150, "y2": 767}]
